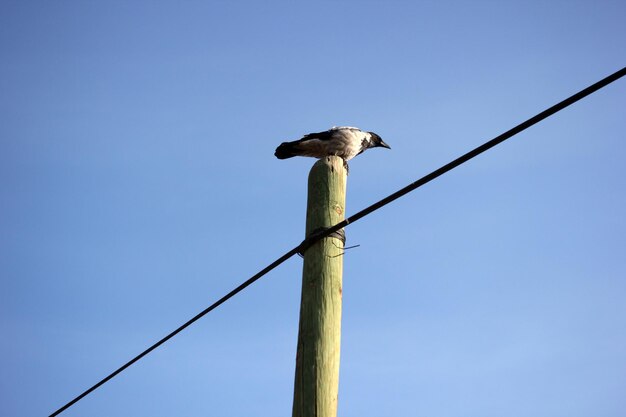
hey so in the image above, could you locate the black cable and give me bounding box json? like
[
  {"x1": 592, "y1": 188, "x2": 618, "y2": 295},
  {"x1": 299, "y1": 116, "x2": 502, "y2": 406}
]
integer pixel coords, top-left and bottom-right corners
[
  {"x1": 49, "y1": 247, "x2": 300, "y2": 417},
  {"x1": 49, "y1": 66, "x2": 625, "y2": 417},
  {"x1": 323, "y1": 66, "x2": 626, "y2": 238}
]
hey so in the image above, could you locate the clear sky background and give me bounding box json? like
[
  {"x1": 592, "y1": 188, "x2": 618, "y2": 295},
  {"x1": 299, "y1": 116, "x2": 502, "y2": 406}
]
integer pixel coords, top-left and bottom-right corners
[{"x1": 1, "y1": 1, "x2": 625, "y2": 416}]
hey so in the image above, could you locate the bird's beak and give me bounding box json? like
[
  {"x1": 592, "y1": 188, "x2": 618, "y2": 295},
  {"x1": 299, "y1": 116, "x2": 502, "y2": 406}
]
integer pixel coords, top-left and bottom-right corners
[{"x1": 379, "y1": 140, "x2": 391, "y2": 149}]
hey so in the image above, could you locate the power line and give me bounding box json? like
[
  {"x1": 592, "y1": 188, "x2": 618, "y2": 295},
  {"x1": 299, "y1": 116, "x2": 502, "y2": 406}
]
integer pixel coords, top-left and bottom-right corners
[
  {"x1": 49, "y1": 66, "x2": 625, "y2": 417},
  {"x1": 48, "y1": 247, "x2": 301, "y2": 417}
]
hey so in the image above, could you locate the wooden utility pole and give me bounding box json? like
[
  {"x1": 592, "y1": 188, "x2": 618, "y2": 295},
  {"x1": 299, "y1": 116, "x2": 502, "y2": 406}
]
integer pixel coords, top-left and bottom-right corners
[{"x1": 292, "y1": 156, "x2": 347, "y2": 417}]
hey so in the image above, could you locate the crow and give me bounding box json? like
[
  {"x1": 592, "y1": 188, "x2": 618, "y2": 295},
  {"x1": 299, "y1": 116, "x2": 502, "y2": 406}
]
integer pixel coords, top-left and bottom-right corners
[{"x1": 274, "y1": 126, "x2": 390, "y2": 170}]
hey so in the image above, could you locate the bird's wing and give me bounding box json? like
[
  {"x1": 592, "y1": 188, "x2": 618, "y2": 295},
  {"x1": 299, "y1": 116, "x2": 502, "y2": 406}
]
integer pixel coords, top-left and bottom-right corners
[
  {"x1": 300, "y1": 130, "x2": 336, "y2": 141},
  {"x1": 301, "y1": 126, "x2": 362, "y2": 141}
]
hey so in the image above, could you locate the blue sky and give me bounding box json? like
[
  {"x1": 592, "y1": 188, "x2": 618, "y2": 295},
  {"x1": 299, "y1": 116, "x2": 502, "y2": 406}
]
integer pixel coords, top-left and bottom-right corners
[{"x1": 1, "y1": 1, "x2": 625, "y2": 416}]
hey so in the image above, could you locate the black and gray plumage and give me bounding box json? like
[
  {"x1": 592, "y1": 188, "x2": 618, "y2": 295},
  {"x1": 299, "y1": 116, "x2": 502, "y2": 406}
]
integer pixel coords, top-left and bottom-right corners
[{"x1": 274, "y1": 126, "x2": 390, "y2": 167}]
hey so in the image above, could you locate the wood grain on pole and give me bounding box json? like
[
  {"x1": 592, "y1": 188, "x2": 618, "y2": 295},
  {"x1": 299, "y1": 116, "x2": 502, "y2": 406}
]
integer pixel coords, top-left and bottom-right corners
[{"x1": 292, "y1": 156, "x2": 347, "y2": 417}]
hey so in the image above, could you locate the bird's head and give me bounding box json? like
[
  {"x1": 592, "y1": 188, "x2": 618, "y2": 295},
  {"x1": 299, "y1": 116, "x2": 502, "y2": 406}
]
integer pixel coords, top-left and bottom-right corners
[{"x1": 368, "y1": 132, "x2": 391, "y2": 150}]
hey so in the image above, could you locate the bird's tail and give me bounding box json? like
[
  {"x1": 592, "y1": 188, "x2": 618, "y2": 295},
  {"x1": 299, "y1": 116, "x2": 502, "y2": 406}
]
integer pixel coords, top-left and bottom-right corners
[{"x1": 274, "y1": 141, "x2": 298, "y2": 159}]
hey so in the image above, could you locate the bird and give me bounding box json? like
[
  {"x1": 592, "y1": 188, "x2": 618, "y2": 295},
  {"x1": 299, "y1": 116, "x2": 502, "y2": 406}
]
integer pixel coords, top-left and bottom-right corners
[{"x1": 274, "y1": 126, "x2": 390, "y2": 170}]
